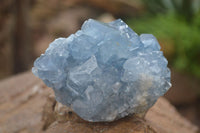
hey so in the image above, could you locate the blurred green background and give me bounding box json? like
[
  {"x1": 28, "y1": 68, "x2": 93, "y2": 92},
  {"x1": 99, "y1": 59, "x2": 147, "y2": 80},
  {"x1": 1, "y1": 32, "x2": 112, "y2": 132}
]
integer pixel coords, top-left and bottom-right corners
[
  {"x1": 0, "y1": 0, "x2": 200, "y2": 128},
  {"x1": 128, "y1": 0, "x2": 200, "y2": 78}
]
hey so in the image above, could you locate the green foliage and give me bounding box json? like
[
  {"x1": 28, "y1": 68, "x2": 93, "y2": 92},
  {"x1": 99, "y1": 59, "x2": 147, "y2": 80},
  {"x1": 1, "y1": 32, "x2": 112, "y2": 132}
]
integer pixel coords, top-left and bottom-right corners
[
  {"x1": 126, "y1": 13, "x2": 200, "y2": 77},
  {"x1": 142, "y1": 0, "x2": 200, "y2": 22}
]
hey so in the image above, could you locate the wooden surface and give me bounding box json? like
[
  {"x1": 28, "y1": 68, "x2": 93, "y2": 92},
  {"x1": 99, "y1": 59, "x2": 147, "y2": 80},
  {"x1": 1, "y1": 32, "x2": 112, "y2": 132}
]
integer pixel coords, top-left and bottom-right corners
[{"x1": 0, "y1": 71, "x2": 198, "y2": 133}]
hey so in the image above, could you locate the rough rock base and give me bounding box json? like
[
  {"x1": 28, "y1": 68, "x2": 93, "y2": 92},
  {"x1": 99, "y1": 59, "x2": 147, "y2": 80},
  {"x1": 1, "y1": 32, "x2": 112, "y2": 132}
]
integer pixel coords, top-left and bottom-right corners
[{"x1": 0, "y1": 71, "x2": 198, "y2": 133}]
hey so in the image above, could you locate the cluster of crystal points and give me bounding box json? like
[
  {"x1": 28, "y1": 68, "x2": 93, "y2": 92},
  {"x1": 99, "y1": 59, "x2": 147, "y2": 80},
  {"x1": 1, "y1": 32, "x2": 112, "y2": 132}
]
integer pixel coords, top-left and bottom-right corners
[{"x1": 32, "y1": 19, "x2": 171, "y2": 122}]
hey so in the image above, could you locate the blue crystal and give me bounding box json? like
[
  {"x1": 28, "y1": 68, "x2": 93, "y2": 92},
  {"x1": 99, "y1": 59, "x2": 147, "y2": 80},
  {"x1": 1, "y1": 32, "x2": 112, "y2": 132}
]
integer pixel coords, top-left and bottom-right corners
[{"x1": 32, "y1": 19, "x2": 171, "y2": 122}]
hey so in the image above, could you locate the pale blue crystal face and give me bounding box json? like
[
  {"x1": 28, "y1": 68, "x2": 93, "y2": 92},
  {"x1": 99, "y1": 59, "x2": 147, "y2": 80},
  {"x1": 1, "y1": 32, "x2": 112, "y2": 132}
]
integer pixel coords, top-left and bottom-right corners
[{"x1": 32, "y1": 19, "x2": 171, "y2": 122}]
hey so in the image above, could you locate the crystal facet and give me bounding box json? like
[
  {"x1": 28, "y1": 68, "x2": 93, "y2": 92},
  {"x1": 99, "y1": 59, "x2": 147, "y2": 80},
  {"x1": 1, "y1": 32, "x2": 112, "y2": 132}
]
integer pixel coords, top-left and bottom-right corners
[{"x1": 32, "y1": 19, "x2": 171, "y2": 122}]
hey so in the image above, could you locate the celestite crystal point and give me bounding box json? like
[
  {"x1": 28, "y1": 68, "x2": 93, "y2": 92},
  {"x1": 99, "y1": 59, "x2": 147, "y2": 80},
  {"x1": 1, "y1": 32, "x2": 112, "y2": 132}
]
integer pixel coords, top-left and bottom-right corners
[{"x1": 32, "y1": 19, "x2": 171, "y2": 122}]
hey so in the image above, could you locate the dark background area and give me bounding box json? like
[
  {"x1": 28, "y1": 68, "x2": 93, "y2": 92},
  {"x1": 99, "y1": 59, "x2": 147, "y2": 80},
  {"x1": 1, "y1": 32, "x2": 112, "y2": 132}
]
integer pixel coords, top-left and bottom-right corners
[{"x1": 0, "y1": 0, "x2": 200, "y2": 128}]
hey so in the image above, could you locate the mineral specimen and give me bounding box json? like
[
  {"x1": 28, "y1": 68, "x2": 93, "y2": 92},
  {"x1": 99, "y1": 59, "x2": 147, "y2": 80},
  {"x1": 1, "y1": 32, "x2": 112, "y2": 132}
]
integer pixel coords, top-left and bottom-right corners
[{"x1": 32, "y1": 19, "x2": 171, "y2": 122}]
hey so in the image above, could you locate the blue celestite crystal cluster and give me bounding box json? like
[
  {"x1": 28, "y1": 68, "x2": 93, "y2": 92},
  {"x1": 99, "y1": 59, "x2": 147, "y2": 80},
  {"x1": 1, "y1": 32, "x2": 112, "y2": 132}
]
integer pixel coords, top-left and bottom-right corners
[{"x1": 32, "y1": 19, "x2": 171, "y2": 122}]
